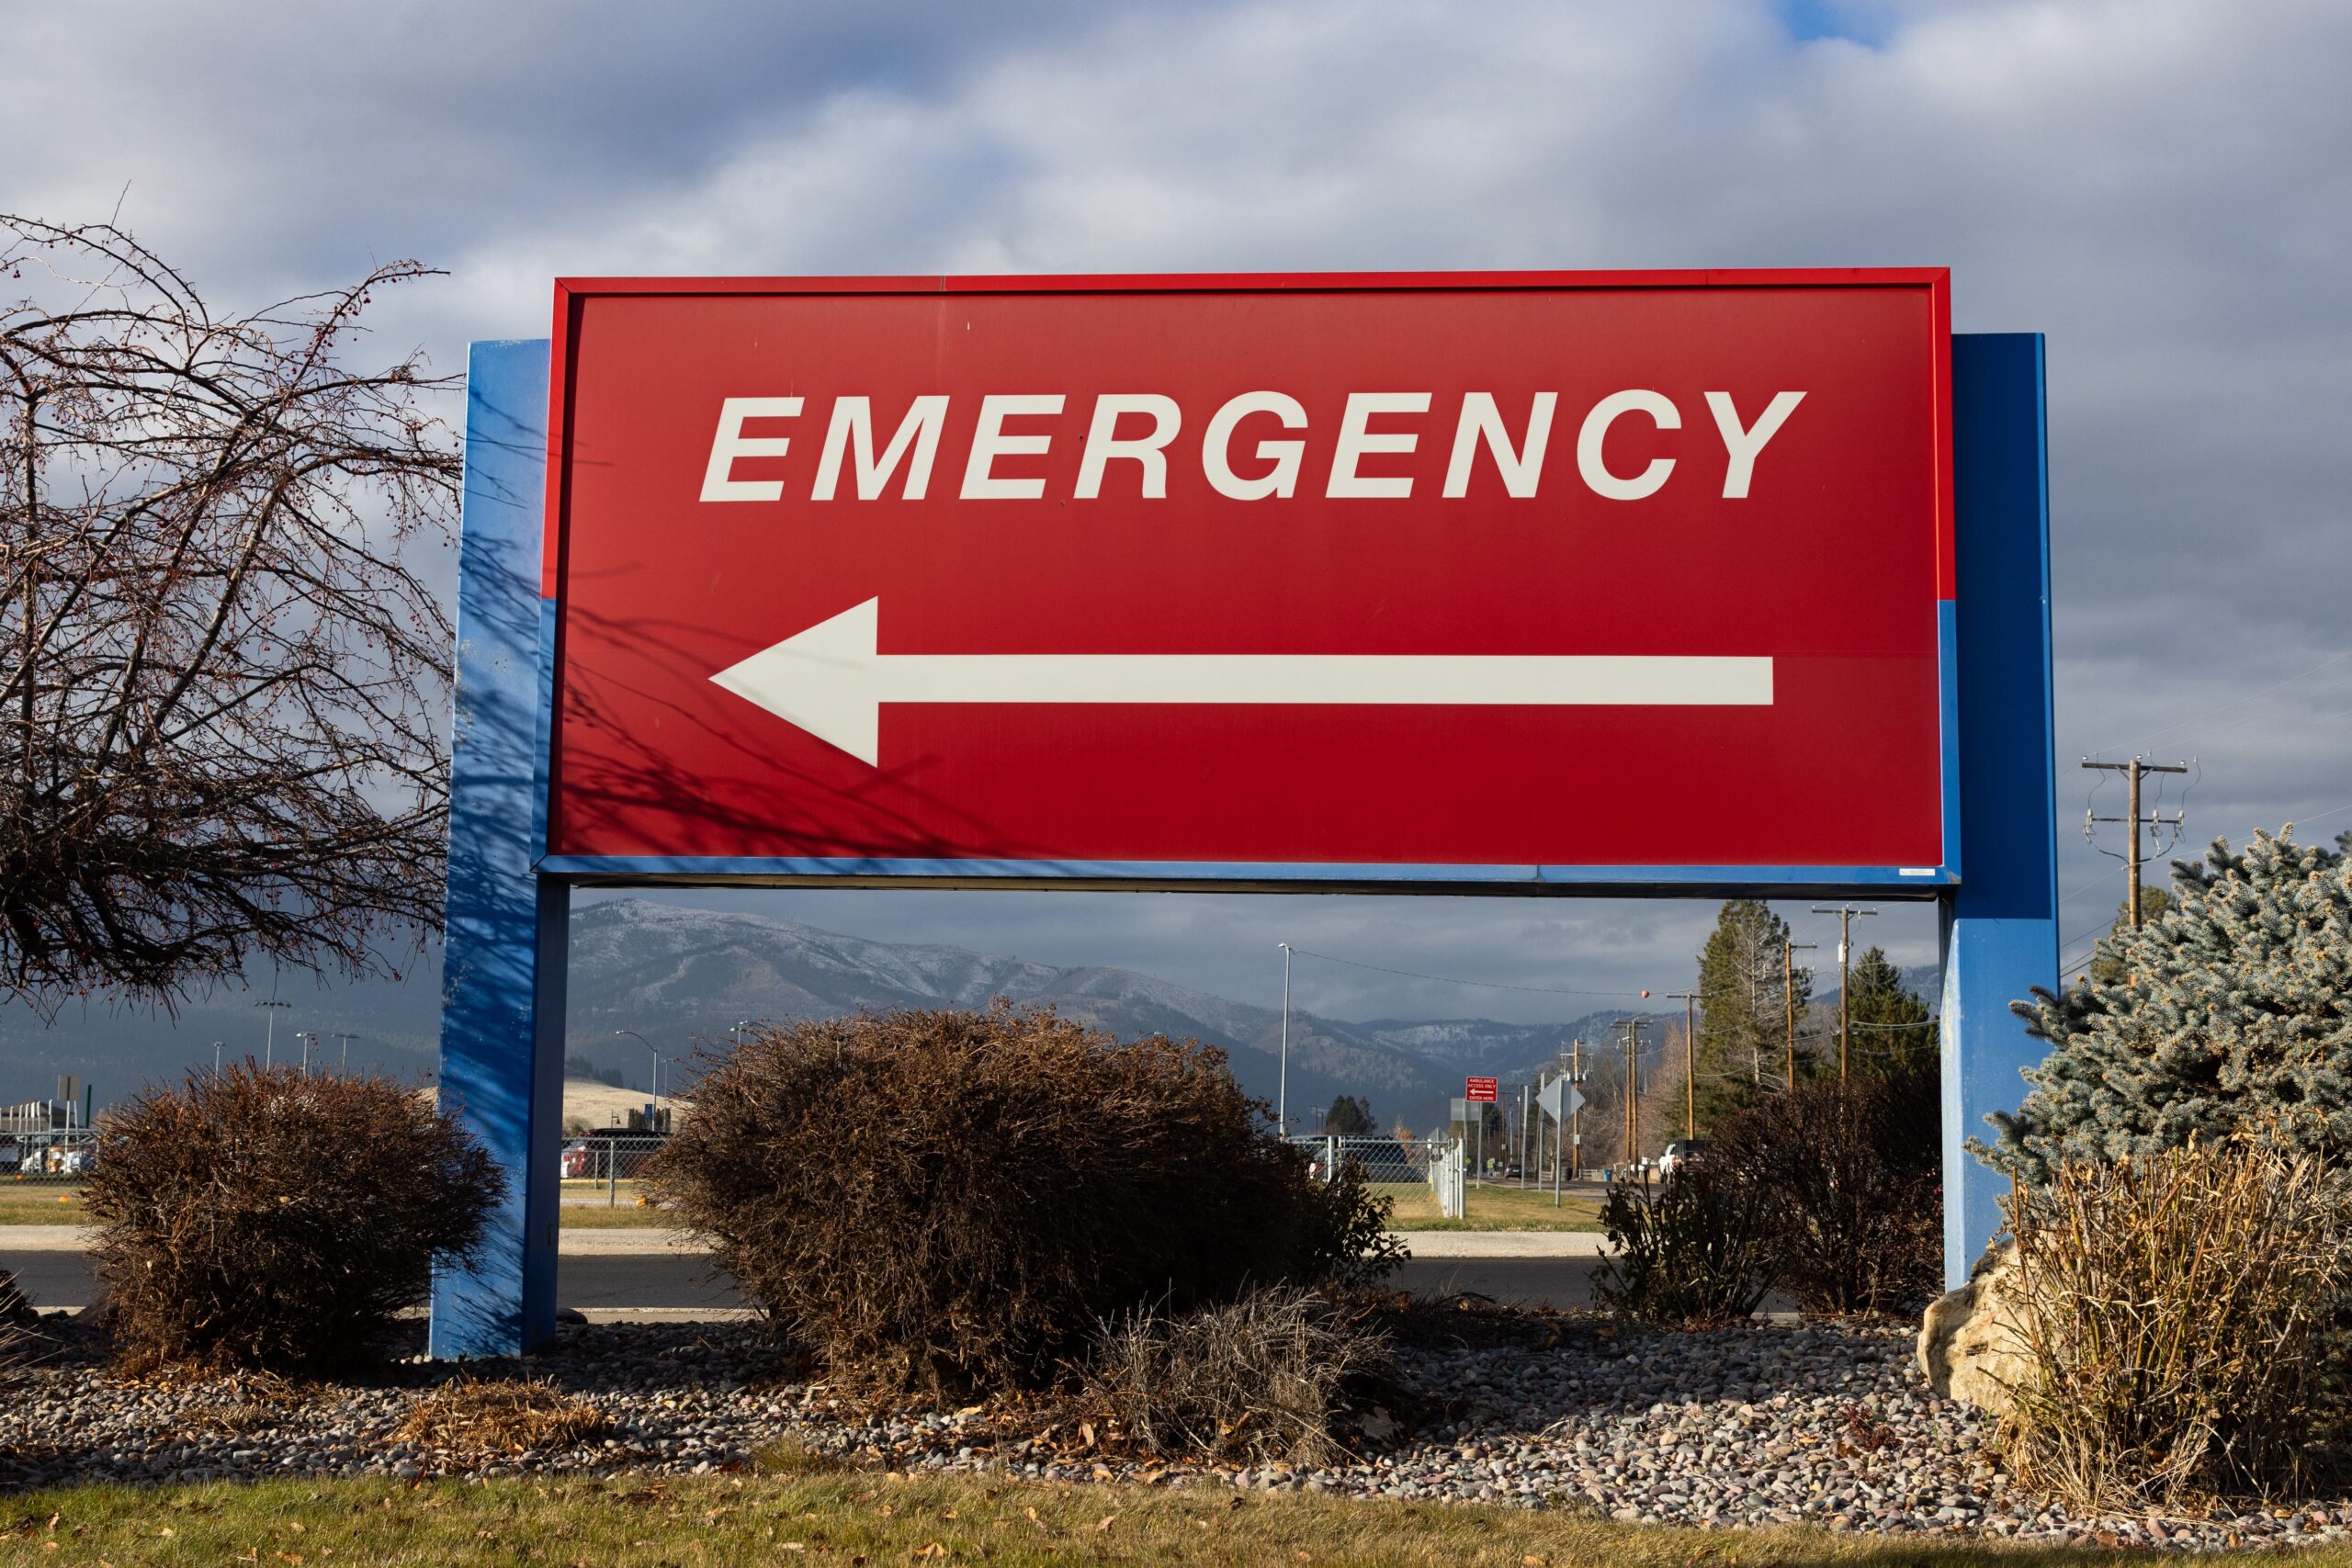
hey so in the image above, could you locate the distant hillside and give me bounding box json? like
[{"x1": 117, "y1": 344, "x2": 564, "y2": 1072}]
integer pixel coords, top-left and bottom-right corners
[{"x1": 0, "y1": 898, "x2": 1930, "y2": 1134}]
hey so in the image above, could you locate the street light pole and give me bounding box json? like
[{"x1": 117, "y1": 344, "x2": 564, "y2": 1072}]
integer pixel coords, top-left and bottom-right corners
[
  {"x1": 1276, "y1": 942, "x2": 1293, "y2": 1134},
  {"x1": 615, "y1": 1031, "x2": 658, "y2": 1120},
  {"x1": 335, "y1": 1032, "x2": 356, "y2": 1072},
  {"x1": 254, "y1": 999, "x2": 290, "y2": 1069},
  {"x1": 212, "y1": 1042, "x2": 224, "y2": 1078},
  {"x1": 294, "y1": 1031, "x2": 317, "y2": 1077}
]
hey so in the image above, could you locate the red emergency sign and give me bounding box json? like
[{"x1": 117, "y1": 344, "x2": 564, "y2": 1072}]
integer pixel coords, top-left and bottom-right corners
[{"x1": 541, "y1": 270, "x2": 1952, "y2": 884}]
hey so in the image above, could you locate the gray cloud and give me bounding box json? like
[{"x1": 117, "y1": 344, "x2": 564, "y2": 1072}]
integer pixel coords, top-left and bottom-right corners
[{"x1": 5, "y1": 0, "x2": 2344, "y2": 1023}]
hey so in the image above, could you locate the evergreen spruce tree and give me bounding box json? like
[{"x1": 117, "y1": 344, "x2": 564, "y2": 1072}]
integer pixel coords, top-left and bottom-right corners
[
  {"x1": 1323, "y1": 1095, "x2": 1375, "y2": 1135},
  {"x1": 1843, "y1": 944, "x2": 1938, "y2": 1076},
  {"x1": 1692, "y1": 899, "x2": 1815, "y2": 1129},
  {"x1": 2085, "y1": 885, "x2": 2174, "y2": 985},
  {"x1": 1978, "y1": 829, "x2": 2352, "y2": 1186}
]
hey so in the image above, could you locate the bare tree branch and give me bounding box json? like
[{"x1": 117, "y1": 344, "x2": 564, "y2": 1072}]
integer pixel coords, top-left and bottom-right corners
[{"x1": 0, "y1": 215, "x2": 458, "y2": 1011}]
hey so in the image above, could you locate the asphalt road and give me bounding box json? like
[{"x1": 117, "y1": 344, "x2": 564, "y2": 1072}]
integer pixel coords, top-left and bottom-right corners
[{"x1": 6, "y1": 1252, "x2": 1604, "y2": 1314}]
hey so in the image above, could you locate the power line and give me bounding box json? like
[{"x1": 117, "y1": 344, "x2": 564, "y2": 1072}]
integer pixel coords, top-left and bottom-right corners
[
  {"x1": 2086, "y1": 650, "x2": 2350, "y2": 758},
  {"x1": 1281, "y1": 947, "x2": 1647, "y2": 1000}
]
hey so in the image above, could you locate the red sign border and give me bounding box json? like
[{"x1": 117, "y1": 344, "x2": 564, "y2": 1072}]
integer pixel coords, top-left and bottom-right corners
[{"x1": 535, "y1": 268, "x2": 1957, "y2": 895}]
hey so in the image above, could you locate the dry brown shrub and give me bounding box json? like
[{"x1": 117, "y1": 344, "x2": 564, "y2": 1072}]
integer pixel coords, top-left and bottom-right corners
[
  {"x1": 1710, "y1": 1065, "x2": 1943, "y2": 1315},
  {"x1": 2002, "y1": 1136, "x2": 2352, "y2": 1511},
  {"x1": 1084, "y1": 1286, "x2": 1391, "y2": 1465},
  {"x1": 85, "y1": 1063, "x2": 502, "y2": 1372},
  {"x1": 398, "y1": 1378, "x2": 614, "y2": 1457},
  {"x1": 648, "y1": 1003, "x2": 1399, "y2": 1395}
]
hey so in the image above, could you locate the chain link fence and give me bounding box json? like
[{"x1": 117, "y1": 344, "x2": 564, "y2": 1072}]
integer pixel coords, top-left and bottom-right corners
[
  {"x1": 558, "y1": 1131, "x2": 669, "y2": 1206},
  {"x1": 2, "y1": 1129, "x2": 96, "y2": 1181}
]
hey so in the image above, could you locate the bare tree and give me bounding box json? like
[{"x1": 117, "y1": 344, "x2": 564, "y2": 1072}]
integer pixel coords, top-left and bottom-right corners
[{"x1": 0, "y1": 216, "x2": 458, "y2": 1009}]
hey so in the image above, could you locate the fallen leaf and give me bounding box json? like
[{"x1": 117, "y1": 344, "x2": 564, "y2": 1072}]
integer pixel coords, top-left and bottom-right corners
[
  {"x1": 779, "y1": 1546, "x2": 806, "y2": 1555},
  {"x1": 1097, "y1": 1514, "x2": 1118, "y2": 1533}
]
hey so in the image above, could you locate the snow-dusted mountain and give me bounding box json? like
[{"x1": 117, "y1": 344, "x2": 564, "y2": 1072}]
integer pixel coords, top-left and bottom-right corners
[
  {"x1": 560, "y1": 900, "x2": 1480, "y2": 1122},
  {"x1": 6, "y1": 897, "x2": 1942, "y2": 1134}
]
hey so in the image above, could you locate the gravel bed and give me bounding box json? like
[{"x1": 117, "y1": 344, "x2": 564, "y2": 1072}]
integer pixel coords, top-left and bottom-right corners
[{"x1": 5, "y1": 1311, "x2": 2348, "y2": 1551}]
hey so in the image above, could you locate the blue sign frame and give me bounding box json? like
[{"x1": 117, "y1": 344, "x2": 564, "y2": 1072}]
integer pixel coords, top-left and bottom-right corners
[{"x1": 427, "y1": 332, "x2": 2055, "y2": 1356}]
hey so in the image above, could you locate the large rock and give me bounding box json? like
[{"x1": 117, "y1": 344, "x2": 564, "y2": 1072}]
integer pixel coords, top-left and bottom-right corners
[{"x1": 1917, "y1": 1240, "x2": 2031, "y2": 1415}]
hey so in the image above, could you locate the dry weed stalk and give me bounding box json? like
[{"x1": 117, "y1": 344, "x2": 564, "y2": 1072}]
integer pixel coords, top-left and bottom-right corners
[
  {"x1": 2002, "y1": 1137, "x2": 2352, "y2": 1511},
  {"x1": 398, "y1": 1379, "x2": 614, "y2": 1457},
  {"x1": 1086, "y1": 1287, "x2": 1390, "y2": 1465}
]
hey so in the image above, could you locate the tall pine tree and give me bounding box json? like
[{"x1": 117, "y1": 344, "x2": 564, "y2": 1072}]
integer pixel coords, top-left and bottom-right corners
[
  {"x1": 1691, "y1": 899, "x2": 1815, "y2": 1129},
  {"x1": 1979, "y1": 829, "x2": 2352, "y2": 1186},
  {"x1": 1843, "y1": 944, "x2": 1938, "y2": 1076}
]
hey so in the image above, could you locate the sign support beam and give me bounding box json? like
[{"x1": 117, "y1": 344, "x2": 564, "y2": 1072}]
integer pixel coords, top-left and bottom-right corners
[
  {"x1": 429, "y1": 340, "x2": 568, "y2": 1359},
  {"x1": 1939, "y1": 333, "x2": 2059, "y2": 1288}
]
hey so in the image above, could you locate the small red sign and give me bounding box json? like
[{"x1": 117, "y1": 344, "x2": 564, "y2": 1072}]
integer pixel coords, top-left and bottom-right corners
[{"x1": 1465, "y1": 1077, "x2": 1500, "y2": 1104}]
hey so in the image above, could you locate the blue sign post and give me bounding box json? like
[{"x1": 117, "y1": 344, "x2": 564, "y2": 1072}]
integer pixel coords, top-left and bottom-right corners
[
  {"x1": 1939, "y1": 333, "x2": 2061, "y2": 1288},
  {"x1": 424, "y1": 328, "x2": 2057, "y2": 1356}
]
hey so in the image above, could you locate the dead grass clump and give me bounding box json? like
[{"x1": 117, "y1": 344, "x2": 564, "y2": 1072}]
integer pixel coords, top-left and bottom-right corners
[
  {"x1": 1084, "y1": 1286, "x2": 1391, "y2": 1466},
  {"x1": 753, "y1": 1435, "x2": 850, "y2": 1476},
  {"x1": 85, "y1": 1063, "x2": 503, "y2": 1373},
  {"x1": 398, "y1": 1379, "x2": 615, "y2": 1457},
  {"x1": 2002, "y1": 1136, "x2": 2352, "y2": 1511},
  {"x1": 649, "y1": 1004, "x2": 1398, "y2": 1396}
]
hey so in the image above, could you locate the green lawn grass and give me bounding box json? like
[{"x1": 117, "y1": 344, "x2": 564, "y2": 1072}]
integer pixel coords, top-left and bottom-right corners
[
  {"x1": 1372, "y1": 1181, "x2": 1605, "y2": 1233},
  {"x1": 0, "y1": 1471, "x2": 2294, "y2": 1568},
  {"x1": 0, "y1": 1183, "x2": 85, "y2": 1224}
]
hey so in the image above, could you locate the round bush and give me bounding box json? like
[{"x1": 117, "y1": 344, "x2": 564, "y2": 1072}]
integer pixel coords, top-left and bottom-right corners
[
  {"x1": 85, "y1": 1063, "x2": 502, "y2": 1371},
  {"x1": 648, "y1": 1004, "x2": 1396, "y2": 1394}
]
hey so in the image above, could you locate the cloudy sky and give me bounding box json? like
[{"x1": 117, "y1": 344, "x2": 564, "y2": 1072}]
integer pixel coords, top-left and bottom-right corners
[{"x1": 7, "y1": 0, "x2": 2346, "y2": 1026}]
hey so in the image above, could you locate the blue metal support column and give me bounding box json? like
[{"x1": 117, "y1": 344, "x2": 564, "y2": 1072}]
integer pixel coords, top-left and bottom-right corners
[
  {"x1": 1939, "y1": 333, "x2": 2059, "y2": 1287},
  {"x1": 429, "y1": 339, "x2": 567, "y2": 1359}
]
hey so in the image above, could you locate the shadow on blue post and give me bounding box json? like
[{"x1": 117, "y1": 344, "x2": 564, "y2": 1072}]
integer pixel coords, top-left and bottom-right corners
[
  {"x1": 1939, "y1": 333, "x2": 2060, "y2": 1289},
  {"x1": 430, "y1": 340, "x2": 567, "y2": 1359}
]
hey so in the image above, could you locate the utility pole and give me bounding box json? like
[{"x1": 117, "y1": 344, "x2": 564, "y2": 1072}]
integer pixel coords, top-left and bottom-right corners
[
  {"x1": 254, "y1": 998, "x2": 290, "y2": 1070},
  {"x1": 1277, "y1": 942, "x2": 1293, "y2": 1134},
  {"x1": 1568, "y1": 1038, "x2": 1582, "y2": 1188},
  {"x1": 1613, "y1": 1018, "x2": 1646, "y2": 1171},
  {"x1": 1666, "y1": 991, "x2": 1698, "y2": 1140},
  {"x1": 1784, "y1": 942, "x2": 1816, "y2": 1091},
  {"x1": 2084, "y1": 756, "x2": 2189, "y2": 928},
  {"x1": 1810, "y1": 906, "x2": 1877, "y2": 1080},
  {"x1": 1523, "y1": 1081, "x2": 1543, "y2": 1189}
]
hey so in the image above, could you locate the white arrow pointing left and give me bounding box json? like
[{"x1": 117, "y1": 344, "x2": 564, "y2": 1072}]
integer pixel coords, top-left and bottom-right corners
[{"x1": 710, "y1": 597, "x2": 1773, "y2": 767}]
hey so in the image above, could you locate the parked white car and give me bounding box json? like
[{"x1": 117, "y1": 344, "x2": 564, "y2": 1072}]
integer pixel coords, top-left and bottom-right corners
[{"x1": 1657, "y1": 1139, "x2": 1708, "y2": 1179}]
